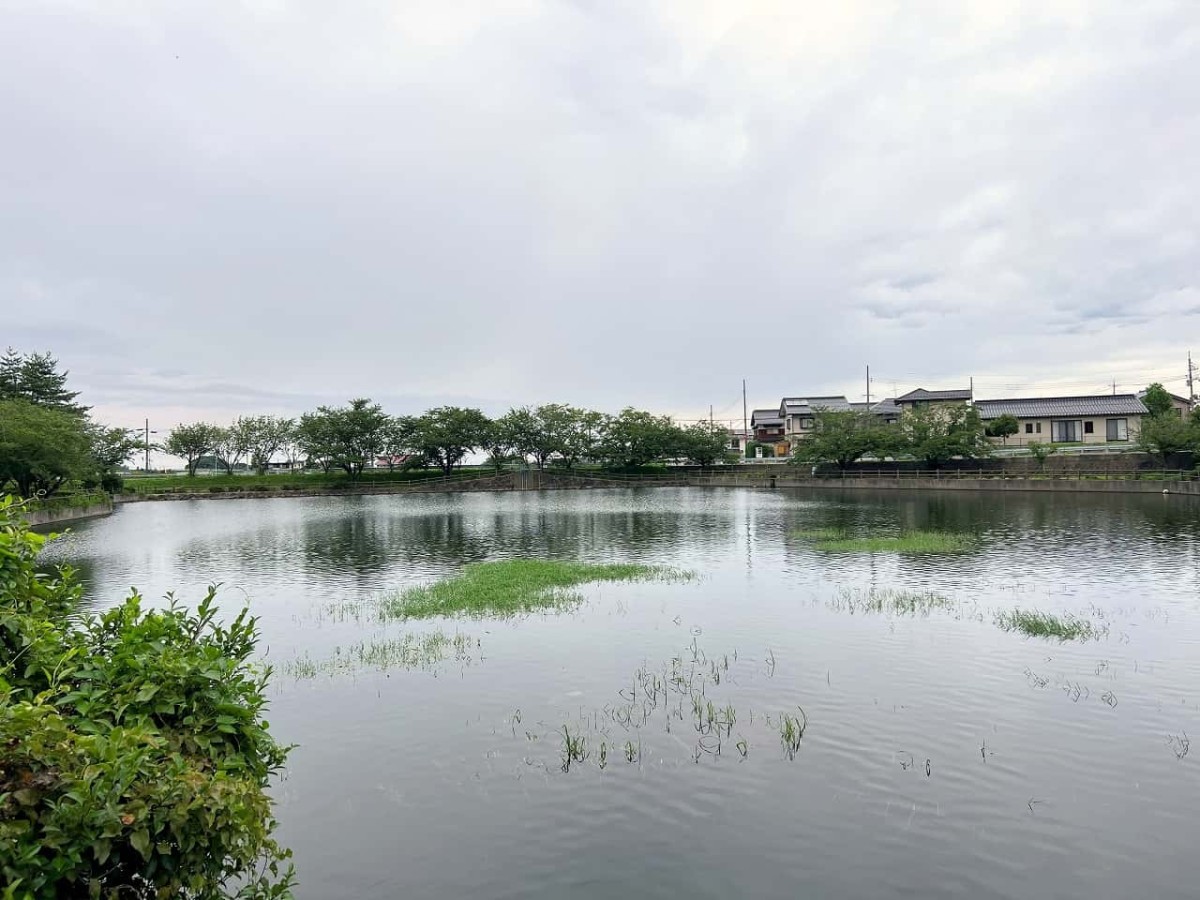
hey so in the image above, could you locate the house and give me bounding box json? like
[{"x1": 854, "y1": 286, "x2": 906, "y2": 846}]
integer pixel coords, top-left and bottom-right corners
[
  {"x1": 726, "y1": 428, "x2": 753, "y2": 456},
  {"x1": 1137, "y1": 388, "x2": 1193, "y2": 418},
  {"x1": 749, "y1": 409, "x2": 789, "y2": 457},
  {"x1": 850, "y1": 398, "x2": 901, "y2": 424},
  {"x1": 894, "y1": 387, "x2": 973, "y2": 412},
  {"x1": 779, "y1": 396, "x2": 851, "y2": 445},
  {"x1": 974, "y1": 394, "x2": 1148, "y2": 447}
]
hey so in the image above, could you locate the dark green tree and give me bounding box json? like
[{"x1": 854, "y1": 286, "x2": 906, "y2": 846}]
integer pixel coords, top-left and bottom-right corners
[
  {"x1": 163, "y1": 422, "x2": 224, "y2": 477},
  {"x1": 897, "y1": 404, "x2": 990, "y2": 469},
  {"x1": 596, "y1": 408, "x2": 677, "y2": 468},
  {"x1": 789, "y1": 409, "x2": 891, "y2": 470},
  {"x1": 1141, "y1": 383, "x2": 1175, "y2": 418},
  {"x1": 232, "y1": 416, "x2": 295, "y2": 476},
  {"x1": 678, "y1": 422, "x2": 736, "y2": 468},
  {"x1": 1137, "y1": 413, "x2": 1198, "y2": 464},
  {"x1": 0, "y1": 400, "x2": 95, "y2": 497},
  {"x1": 316, "y1": 399, "x2": 390, "y2": 481},
  {"x1": 412, "y1": 406, "x2": 491, "y2": 475},
  {"x1": 0, "y1": 350, "x2": 87, "y2": 415},
  {"x1": 985, "y1": 414, "x2": 1020, "y2": 444}
]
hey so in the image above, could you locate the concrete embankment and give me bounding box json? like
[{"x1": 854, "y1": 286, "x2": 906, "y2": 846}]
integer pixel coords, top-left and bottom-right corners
[
  {"x1": 27, "y1": 498, "x2": 115, "y2": 527},
  {"x1": 115, "y1": 469, "x2": 1200, "y2": 501}
]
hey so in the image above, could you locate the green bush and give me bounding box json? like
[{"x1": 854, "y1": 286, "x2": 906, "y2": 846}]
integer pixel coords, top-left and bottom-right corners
[{"x1": 0, "y1": 496, "x2": 294, "y2": 898}]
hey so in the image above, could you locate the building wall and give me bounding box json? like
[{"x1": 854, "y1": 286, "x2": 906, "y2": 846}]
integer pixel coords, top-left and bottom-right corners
[{"x1": 989, "y1": 414, "x2": 1144, "y2": 447}]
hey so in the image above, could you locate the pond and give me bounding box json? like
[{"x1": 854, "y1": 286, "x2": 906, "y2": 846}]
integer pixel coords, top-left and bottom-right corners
[{"x1": 42, "y1": 487, "x2": 1200, "y2": 899}]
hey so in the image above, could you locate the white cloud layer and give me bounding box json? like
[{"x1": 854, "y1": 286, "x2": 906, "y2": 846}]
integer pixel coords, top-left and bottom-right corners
[{"x1": 2, "y1": 0, "x2": 1197, "y2": 427}]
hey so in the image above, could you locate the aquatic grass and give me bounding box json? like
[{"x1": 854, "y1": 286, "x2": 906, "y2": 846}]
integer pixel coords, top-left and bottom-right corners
[
  {"x1": 380, "y1": 558, "x2": 695, "y2": 620},
  {"x1": 994, "y1": 609, "x2": 1100, "y2": 641},
  {"x1": 831, "y1": 587, "x2": 956, "y2": 616},
  {"x1": 283, "y1": 629, "x2": 479, "y2": 677},
  {"x1": 779, "y1": 708, "x2": 808, "y2": 760},
  {"x1": 807, "y1": 530, "x2": 979, "y2": 554},
  {"x1": 790, "y1": 527, "x2": 850, "y2": 541}
]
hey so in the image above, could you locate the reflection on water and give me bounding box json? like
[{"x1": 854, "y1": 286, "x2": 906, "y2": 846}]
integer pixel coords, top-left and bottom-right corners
[{"x1": 42, "y1": 487, "x2": 1200, "y2": 900}]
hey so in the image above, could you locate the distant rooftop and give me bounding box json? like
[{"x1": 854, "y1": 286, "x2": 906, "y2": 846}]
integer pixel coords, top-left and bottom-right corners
[
  {"x1": 780, "y1": 395, "x2": 851, "y2": 415},
  {"x1": 975, "y1": 394, "x2": 1148, "y2": 419},
  {"x1": 895, "y1": 387, "x2": 973, "y2": 403}
]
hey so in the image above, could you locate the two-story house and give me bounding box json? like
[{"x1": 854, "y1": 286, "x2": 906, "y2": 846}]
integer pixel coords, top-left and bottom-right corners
[
  {"x1": 779, "y1": 396, "x2": 851, "y2": 447},
  {"x1": 894, "y1": 387, "x2": 973, "y2": 412}
]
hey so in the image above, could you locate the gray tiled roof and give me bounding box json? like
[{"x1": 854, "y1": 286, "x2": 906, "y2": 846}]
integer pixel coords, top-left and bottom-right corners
[
  {"x1": 975, "y1": 395, "x2": 1148, "y2": 419},
  {"x1": 895, "y1": 388, "x2": 972, "y2": 403},
  {"x1": 750, "y1": 409, "x2": 784, "y2": 426},
  {"x1": 780, "y1": 395, "x2": 850, "y2": 415},
  {"x1": 870, "y1": 398, "x2": 900, "y2": 415}
]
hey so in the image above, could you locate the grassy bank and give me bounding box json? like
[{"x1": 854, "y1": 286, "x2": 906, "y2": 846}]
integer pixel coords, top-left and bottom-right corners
[
  {"x1": 793, "y1": 528, "x2": 979, "y2": 554},
  {"x1": 381, "y1": 558, "x2": 694, "y2": 619},
  {"x1": 120, "y1": 468, "x2": 485, "y2": 495}
]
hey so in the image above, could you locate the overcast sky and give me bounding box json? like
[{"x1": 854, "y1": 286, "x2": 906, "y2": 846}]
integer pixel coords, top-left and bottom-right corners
[{"x1": 3, "y1": 0, "x2": 1197, "y2": 431}]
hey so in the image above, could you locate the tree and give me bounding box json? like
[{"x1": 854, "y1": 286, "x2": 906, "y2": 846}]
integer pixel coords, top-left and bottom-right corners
[
  {"x1": 679, "y1": 422, "x2": 736, "y2": 468},
  {"x1": 596, "y1": 408, "x2": 677, "y2": 468},
  {"x1": 985, "y1": 414, "x2": 1019, "y2": 444},
  {"x1": 233, "y1": 416, "x2": 295, "y2": 475},
  {"x1": 1137, "y1": 412, "x2": 1198, "y2": 464},
  {"x1": 164, "y1": 422, "x2": 224, "y2": 477},
  {"x1": 1141, "y1": 383, "x2": 1175, "y2": 418},
  {"x1": 412, "y1": 406, "x2": 491, "y2": 475},
  {"x1": 380, "y1": 416, "x2": 418, "y2": 472},
  {"x1": 296, "y1": 410, "x2": 338, "y2": 473},
  {"x1": 0, "y1": 400, "x2": 95, "y2": 497},
  {"x1": 897, "y1": 404, "x2": 990, "y2": 469},
  {"x1": 0, "y1": 500, "x2": 294, "y2": 897},
  {"x1": 557, "y1": 408, "x2": 607, "y2": 469},
  {"x1": 212, "y1": 426, "x2": 248, "y2": 476},
  {"x1": 789, "y1": 409, "x2": 891, "y2": 470},
  {"x1": 480, "y1": 413, "x2": 519, "y2": 472},
  {"x1": 309, "y1": 398, "x2": 390, "y2": 481},
  {"x1": 86, "y1": 424, "x2": 144, "y2": 490},
  {"x1": 0, "y1": 349, "x2": 87, "y2": 415},
  {"x1": 1026, "y1": 441, "x2": 1058, "y2": 472}
]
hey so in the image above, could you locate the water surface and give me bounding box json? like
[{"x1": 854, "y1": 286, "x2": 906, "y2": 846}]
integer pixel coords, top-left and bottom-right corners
[{"x1": 43, "y1": 488, "x2": 1200, "y2": 899}]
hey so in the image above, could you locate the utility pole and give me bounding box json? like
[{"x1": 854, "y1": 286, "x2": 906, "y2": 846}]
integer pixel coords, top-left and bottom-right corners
[
  {"x1": 1112, "y1": 378, "x2": 1116, "y2": 396},
  {"x1": 742, "y1": 379, "x2": 748, "y2": 436},
  {"x1": 144, "y1": 419, "x2": 151, "y2": 472},
  {"x1": 866, "y1": 364, "x2": 871, "y2": 407},
  {"x1": 1189, "y1": 351, "x2": 1196, "y2": 409},
  {"x1": 709, "y1": 405, "x2": 713, "y2": 428}
]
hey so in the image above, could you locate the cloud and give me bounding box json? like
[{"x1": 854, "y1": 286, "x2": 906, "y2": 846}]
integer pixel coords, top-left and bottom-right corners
[{"x1": 1, "y1": 0, "x2": 1196, "y2": 425}]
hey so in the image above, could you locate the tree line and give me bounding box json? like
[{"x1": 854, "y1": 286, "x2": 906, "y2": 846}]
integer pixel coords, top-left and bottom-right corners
[
  {"x1": 0, "y1": 349, "x2": 144, "y2": 497},
  {"x1": 163, "y1": 401, "x2": 737, "y2": 480}
]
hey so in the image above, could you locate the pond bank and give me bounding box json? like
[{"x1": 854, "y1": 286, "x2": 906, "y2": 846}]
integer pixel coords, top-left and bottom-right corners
[
  {"x1": 114, "y1": 469, "x2": 1200, "y2": 502},
  {"x1": 27, "y1": 497, "x2": 115, "y2": 527}
]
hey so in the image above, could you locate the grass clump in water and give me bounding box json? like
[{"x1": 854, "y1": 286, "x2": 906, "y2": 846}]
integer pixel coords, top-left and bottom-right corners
[
  {"x1": 994, "y1": 609, "x2": 1100, "y2": 641},
  {"x1": 832, "y1": 587, "x2": 956, "y2": 616},
  {"x1": 796, "y1": 529, "x2": 978, "y2": 554},
  {"x1": 284, "y1": 629, "x2": 478, "y2": 677},
  {"x1": 381, "y1": 558, "x2": 693, "y2": 620}
]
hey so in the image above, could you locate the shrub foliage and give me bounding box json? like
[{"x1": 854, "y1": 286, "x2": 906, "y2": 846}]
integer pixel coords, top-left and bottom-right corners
[{"x1": 0, "y1": 497, "x2": 293, "y2": 898}]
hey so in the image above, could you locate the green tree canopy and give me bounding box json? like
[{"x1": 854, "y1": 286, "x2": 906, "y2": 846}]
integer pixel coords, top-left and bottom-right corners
[
  {"x1": 897, "y1": 404, "x2": 990, "y2": 469},
  {"x1": 1137, "y1": 412, "x2": 1198, "y2": 464},
  {"x1": 678, "y1": 422, "x2": 736, "y2": 468},
  {"x1": 985, "y1": 414, "x2": 1020, "y2": 443},
  {"x1": 1141, "y1": 383, "x2": 1175, "y2": 418},
  {"x1": 412, "y1": 406, "x2": 491, "y2": 475},
  {"x1": 596, "y1": 408, "x2": 677, "y2": 468},
  {"x1": 0, "y1": 349, "x2": 87, "y2": 415},
  {"x1": 233, "y1": 416, "x2": 296, "y2": 476},
  {"x1": 0, "y1": 400, "x2": 96, "y2": 497},
  {"x1": 789, "y1": 409, "x2": 892, "y2": 470},
  {"x1": 163, "y1": 422, "x2": 224, "y2": 477}
]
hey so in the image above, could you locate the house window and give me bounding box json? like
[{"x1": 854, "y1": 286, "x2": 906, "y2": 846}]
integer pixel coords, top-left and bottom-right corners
[
  {"x1": 1106, "y1": 418, "x2": 1128, "y2": 441},
  {"x1": 1024, "y1": 423, "x2": 1034, "y2": 434},
  {"x1": 800, "y1": 417, "x2": 814, "y2": 430},
  {"x1": 1083, "y1": 421, "x2": 1094, "y2": 435},
  {"x1": 1051, "y1": 420, "x2": 1081, "y2": 442}
]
